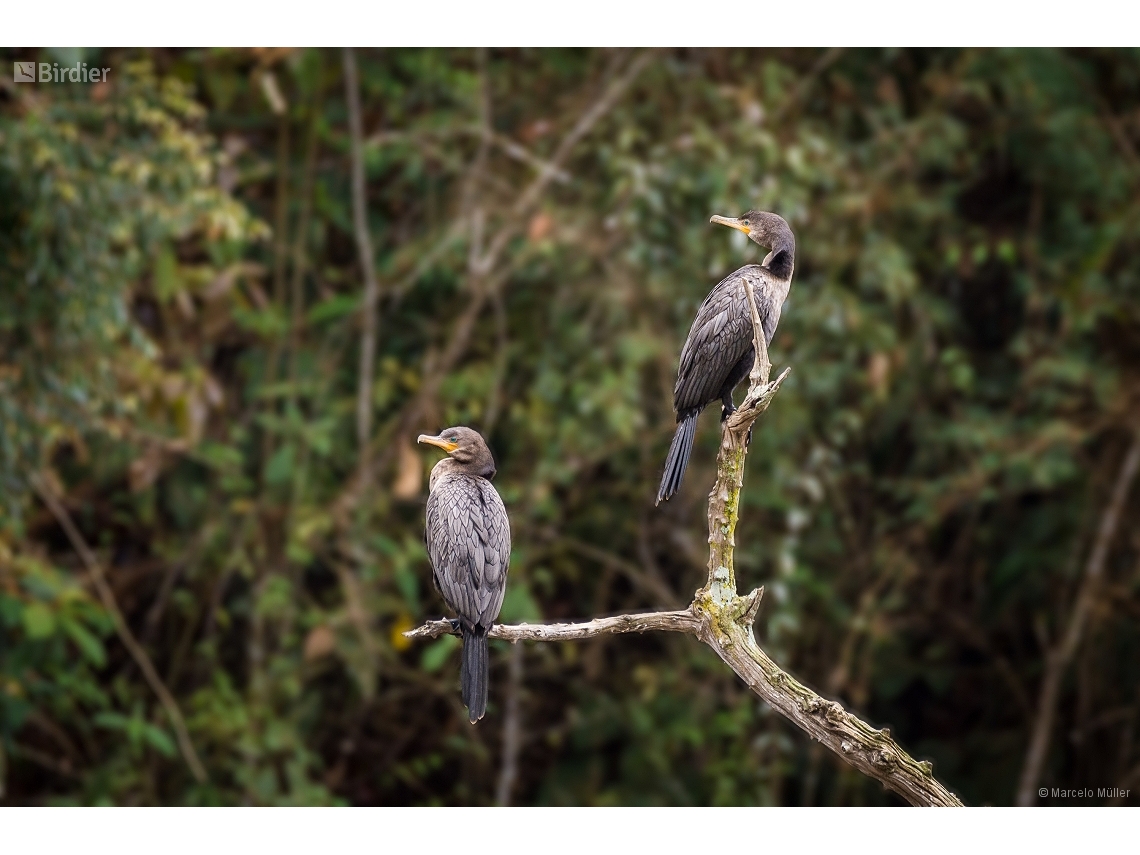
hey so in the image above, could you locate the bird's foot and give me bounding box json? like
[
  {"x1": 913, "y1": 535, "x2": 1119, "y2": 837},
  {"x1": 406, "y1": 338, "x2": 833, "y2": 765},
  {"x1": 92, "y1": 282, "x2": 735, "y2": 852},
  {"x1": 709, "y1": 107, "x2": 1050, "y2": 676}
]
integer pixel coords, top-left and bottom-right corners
[
  {"x1": 746, "y1": 425, "x2": 754, "y2": 446},
  {"x1": 720, "y1": 402, "x2": 737, "y2": 423},
  {"x1": 448, "y1": 618, "x2": 461, "y2": 633}
]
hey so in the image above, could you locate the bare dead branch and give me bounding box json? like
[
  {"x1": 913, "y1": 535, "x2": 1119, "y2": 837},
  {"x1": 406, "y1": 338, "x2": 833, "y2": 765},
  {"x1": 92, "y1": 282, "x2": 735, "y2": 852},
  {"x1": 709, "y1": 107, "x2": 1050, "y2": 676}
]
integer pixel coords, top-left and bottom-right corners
[
  {"x1": 403, "y1": 244, "x2": 962, "y2": 806},
  {"x1": 405, "y1": 609, "x2": 701, "y2": 642},
  {"x1": 486, "y1": 130, "x2": 572, "y2": 184},
  {"x1": 1016, "y1": 427, "x2": 1140, "y2": 806},
  {"x1": 405, "y1": 592, "x2": 960, "y2": 806},
  {"x1": 29, "y1": 473, "x2": 208, "y2": 784},
  {"x1": 701, "y1": 607, "x2": 962, "y2": 807}
]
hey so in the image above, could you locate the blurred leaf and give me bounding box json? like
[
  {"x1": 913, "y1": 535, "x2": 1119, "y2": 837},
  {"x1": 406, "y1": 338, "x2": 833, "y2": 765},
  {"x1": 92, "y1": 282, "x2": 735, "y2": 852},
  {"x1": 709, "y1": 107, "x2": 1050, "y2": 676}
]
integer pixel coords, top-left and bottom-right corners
[
  {"x1": 306, "y1": 294, "x2": 359, "y2": 325},
  {"x1": 264, "y1": 444, "x2": 295, "y2": 487},
  {"x1": 154, "y1": 244, "x2": 180, "y2": 301},
  {"x1": 62, "y1": 616, "x2": 107, "y2": 667},
  {"x1": 143, "y1": 723, "x2": 177, "y2": 758},
  {"x1": 420, "y1": 634, "x2": 459, "y2": 673},
  {"x1": 499, "y1": 581, "x2": 542, "y2": 624},
  {"x1": 21, "y1": 602, "x2": 56, "y2": 639}
]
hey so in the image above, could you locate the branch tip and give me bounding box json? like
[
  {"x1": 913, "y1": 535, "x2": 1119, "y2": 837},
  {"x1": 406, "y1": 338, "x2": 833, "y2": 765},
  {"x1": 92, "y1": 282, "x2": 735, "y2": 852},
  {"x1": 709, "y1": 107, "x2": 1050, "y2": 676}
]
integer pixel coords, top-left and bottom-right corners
[{"x1": 736, "y1": 586, "x2": 765, "y2": 627}]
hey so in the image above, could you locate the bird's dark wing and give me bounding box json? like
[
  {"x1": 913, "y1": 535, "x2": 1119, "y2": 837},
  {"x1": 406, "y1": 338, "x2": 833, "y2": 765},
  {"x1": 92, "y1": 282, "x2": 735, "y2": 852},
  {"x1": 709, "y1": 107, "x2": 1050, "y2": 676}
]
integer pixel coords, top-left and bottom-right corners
[
  {"x1": 673, "y1": 265, "x2": 786, "y2": 414},
  {"x1": 424, "y1": 474, "x2": 511, "y2": 630},
  {"x1": 674, "y1": 269, "x2": 752, "y2": 413},
  {"x1": 477, "y1": 479, "x2": 511, "y2": 625}
]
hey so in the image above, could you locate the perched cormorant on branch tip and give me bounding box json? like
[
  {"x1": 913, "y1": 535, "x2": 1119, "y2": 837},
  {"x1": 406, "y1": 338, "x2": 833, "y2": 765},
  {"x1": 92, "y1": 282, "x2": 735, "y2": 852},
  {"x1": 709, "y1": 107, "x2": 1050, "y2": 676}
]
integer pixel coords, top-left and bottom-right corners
[
  {"x1": 418, "y1": 426, "x2": 511, "y2": 723},
  {"x1": 656, "y1": 211, "x2": 796, "y2": 505}
]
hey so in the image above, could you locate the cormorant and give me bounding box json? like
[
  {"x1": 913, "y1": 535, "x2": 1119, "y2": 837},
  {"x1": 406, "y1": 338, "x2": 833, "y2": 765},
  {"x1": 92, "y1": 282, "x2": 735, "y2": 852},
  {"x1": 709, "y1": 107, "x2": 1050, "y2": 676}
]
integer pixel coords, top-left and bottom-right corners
[
  {"x1": 418, "y1": 426, "x2": 511, "y2": 723},
  {"x1": 656, "y1": 211, "x2": 796, "y2": 505}
]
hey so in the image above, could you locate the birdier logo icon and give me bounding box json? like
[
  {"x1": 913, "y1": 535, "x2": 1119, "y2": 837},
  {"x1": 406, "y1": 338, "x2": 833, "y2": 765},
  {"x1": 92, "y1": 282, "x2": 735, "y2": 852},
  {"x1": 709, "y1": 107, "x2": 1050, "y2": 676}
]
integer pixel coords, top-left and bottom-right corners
[{"x1": 12, "y1": 61, "x2": 110, "y2": 83}]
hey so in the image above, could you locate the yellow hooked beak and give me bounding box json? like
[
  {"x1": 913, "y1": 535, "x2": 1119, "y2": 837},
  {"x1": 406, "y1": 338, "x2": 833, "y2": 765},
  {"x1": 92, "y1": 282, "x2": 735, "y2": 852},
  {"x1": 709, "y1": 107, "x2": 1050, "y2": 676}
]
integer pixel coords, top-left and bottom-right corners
[
  {"x1": 417, "y1": 434, "x2": 458, "y2": 453},
  {"x1": 710, "y1": 214, "x2": 751, "y2": 236}
]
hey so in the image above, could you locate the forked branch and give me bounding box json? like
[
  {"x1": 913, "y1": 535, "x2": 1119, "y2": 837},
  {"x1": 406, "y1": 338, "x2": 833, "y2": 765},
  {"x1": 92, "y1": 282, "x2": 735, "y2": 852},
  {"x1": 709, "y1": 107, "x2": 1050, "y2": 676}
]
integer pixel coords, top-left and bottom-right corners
[{"x1": 406, "y1": 279, "x2": 963, "y2": 807}]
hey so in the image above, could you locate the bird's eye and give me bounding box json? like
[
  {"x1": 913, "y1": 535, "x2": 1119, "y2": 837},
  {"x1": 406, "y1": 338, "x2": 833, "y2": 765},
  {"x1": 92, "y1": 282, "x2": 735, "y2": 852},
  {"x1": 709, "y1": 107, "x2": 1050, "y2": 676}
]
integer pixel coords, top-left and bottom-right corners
[
  {"x1": 448, "y1": 435, "x2": 458, "y2": 442},
  {"x1": 742, "y1": 219, "x2": 750, "y2": 226}
]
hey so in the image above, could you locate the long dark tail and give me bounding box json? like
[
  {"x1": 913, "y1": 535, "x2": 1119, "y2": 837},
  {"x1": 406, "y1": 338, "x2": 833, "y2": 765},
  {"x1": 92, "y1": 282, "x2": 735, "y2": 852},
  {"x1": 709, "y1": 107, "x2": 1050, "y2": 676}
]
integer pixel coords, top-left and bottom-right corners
[
  {"x1": 460, "y1": 628, "x2": 489, "y2": 723},
  {"x1": 656, "y1": 411, "x2": 699, "y2": 505}
]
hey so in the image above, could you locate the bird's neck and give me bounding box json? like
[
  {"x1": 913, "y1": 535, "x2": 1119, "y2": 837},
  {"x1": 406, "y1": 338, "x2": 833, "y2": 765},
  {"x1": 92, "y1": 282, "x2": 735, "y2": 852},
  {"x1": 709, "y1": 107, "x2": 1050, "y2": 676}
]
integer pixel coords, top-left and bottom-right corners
[
  {"x1": 763, "y1": 248, "x2": 794, "y2": 282},
  {"x1": 759, "y1": 219, "x2": 795, "y2": 283},
  {"x1": 429, "y1": 457, "x2": 495, "y2": 492},
  {"x1": 761, "y1": 232, "x2": 798, "y2": 282}
]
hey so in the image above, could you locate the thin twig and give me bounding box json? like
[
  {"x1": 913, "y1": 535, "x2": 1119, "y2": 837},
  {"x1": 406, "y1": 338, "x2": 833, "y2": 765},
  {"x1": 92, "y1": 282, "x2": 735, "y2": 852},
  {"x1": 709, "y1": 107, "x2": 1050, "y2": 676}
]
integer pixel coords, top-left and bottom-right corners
[
  {"x1": 9, "y1": 743, "x2": 80, "y2": 781},
  {"x1": 486, "y1": 129, "x2": 572, "y2": 184},
  {"x1": 29, "y1": 474, "x2": 208, "y2": 784},
  {"x1": 140, "y1": 560, "x2": 186, "y2": 647},
  {"x1": 771, "y1": 47, "x2": 845, "y2": 124},
  {"x1": 260, "y1": 77, "x2": 292, "y2": 467},
  {"x1": 495, "y1": 641, "x2": 525, "y2": 806},
  {"x1": 482, "y1": 289, "x2": 510, "y2": 434},
  {"x1": 26, "y1": 710, "x2": 85, "y2": 766},
  {"x1": 480, "y1": 49, "x2": 658, "y2": 276},
  {"x1": 385, "y1": 221, "x2": 466, "y2": 304},
  {"x1": 334, "y1": 560, "x2": 378, "y2": 669},
  {"x1": 557, "y1": 535, "x2": 680, "y2": 609},
  {"x1": 1015, "y1": 427, "x2": 1140, "y2": 806},
  {"x1": 946, "y1": 613, "x2": 1034, "y2": 721},
  {"x1": 344, "y1": 46, "x2": 381, "y2": 494},
  {"x1": 741, "y1": 277, "x2": 772, "y2": 394},
  {"x1": 365, "y1": 126, "x2": 571, "y2": 184},
  {"x1": 289, "y1": 59, "x2": 323, "y2": 404}
]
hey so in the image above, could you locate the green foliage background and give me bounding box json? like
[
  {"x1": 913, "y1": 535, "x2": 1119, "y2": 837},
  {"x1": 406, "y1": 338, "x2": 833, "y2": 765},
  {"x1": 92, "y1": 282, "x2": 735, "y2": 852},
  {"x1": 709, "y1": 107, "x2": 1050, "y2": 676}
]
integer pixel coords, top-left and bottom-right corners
[{"x1": 1, "y1": 47, "x2": 1139, "y2": 806}]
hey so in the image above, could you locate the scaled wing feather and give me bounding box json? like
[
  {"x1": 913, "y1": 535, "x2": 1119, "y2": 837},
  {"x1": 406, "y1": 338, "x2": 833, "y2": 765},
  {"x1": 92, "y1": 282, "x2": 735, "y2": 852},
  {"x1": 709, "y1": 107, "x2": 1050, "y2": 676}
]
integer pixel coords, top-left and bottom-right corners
[{"x1": 424, "y1": 473, "x2": 511, "y2": 631}]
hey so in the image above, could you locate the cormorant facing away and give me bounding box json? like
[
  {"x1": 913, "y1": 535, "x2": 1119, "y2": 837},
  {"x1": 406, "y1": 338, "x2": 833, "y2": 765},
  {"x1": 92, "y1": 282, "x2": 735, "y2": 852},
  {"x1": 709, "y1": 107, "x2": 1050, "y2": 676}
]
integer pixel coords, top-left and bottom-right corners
[
  {"x1": 656, "y1": 211, "x2": 796, "y2": 505},
  {"x1": 418, "y1": 426, "x2": 511, "y2": 723}
]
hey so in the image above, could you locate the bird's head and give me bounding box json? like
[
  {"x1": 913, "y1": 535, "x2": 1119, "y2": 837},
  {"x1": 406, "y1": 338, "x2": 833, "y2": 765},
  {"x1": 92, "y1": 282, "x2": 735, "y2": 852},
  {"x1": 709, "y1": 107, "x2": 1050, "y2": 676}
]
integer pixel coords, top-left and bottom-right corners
[
  {"x1": 417, "y1": 426, "x2": 496, "y2": 478},
  {"x1": 710, "y1": 210, "x2": 795, "y2": 279}
]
